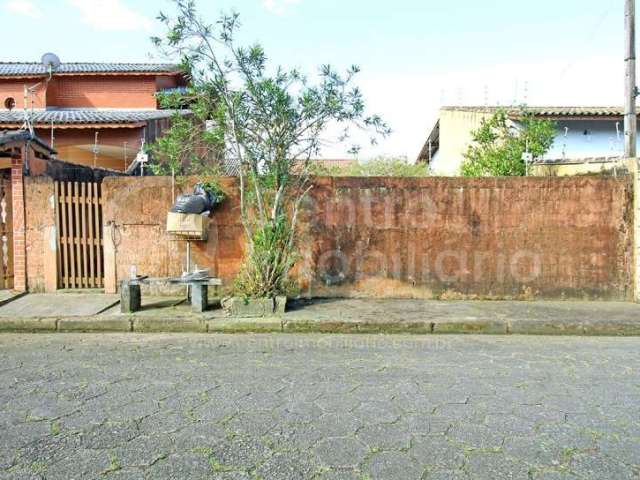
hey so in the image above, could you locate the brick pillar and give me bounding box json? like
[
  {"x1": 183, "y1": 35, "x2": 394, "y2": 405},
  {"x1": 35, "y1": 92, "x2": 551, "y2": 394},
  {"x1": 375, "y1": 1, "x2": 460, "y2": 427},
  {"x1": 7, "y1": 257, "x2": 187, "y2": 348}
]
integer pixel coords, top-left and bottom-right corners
[{"x1": 11, "y1": 151, "x2": 26, "y2": 292}]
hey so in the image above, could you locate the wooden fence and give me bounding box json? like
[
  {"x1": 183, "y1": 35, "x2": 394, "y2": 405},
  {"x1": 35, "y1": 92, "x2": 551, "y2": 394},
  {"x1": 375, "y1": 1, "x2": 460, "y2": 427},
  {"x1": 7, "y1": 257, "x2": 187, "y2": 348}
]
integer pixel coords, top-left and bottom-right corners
[{"x1": 55, "y1": 181, "x2": 104, "y2": 289}]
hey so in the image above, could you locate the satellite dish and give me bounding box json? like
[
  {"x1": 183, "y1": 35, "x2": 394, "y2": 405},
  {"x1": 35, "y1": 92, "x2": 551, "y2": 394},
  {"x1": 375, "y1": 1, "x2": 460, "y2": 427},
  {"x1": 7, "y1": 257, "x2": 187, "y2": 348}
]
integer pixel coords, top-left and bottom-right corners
[{"x1": 41, "y1": 52, "x2": 61, "y2": 72}]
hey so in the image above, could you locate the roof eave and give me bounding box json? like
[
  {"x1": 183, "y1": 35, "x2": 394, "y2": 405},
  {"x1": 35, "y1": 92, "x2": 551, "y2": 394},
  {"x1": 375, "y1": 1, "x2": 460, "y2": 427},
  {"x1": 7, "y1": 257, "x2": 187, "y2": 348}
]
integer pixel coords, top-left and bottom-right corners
[
  {"x1": 0, "y1": 71, "x2": 183, "y2": 79},
  {"x1": 29, "y1": 138, "x2": 57, "y2": 156},
  {"x1": 417, "y1": 119, "x2": 440, "y2": 163},
  {"x1": 0, "y1": 131, "x2": 56, "y2": 156},
  {"x1": 440, "y1": 106, "x2": 627, "y2": 120},
  {"x1": 508, "y1": 114, "x2": 625, "y2": 121},
  {"x1": 0, "y1": 122, "x2": 148, "y2": 129}
]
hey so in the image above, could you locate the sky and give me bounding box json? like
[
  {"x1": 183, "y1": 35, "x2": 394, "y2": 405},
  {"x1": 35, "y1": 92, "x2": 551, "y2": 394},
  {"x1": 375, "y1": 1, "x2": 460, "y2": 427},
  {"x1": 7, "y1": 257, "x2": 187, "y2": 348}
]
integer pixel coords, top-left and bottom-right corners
[{"x1": 1, "y1": 0, "x2": 624, "y2": 160}]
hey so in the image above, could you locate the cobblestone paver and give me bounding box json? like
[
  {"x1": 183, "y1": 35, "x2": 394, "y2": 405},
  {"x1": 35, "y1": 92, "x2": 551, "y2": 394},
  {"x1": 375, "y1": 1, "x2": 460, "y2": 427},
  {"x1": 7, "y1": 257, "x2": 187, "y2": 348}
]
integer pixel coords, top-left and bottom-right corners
[{"x1": 0, "y1": 334, "x2": 639, "y2": 479}]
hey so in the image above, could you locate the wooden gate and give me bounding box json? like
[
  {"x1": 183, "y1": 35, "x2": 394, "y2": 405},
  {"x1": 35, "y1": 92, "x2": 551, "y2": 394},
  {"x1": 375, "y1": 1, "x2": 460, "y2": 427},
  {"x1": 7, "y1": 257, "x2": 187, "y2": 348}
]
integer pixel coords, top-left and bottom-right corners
[
  {"x1": 0, "y1": 174, "x2": 12, "y2": 290},
  {"x1": 55, "y1": 181, "x2": 104, "y2": 289}
]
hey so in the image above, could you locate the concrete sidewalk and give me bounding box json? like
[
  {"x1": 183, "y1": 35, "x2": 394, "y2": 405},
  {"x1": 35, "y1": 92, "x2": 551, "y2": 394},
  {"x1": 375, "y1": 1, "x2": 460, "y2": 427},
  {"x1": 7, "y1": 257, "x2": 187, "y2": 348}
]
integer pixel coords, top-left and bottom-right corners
[
  {"x1": 0, "y1": 294, "x2": 639, "y2": 335},
  {"x1": 0, "y1": 293, "x2": 120, "y2": 317}
]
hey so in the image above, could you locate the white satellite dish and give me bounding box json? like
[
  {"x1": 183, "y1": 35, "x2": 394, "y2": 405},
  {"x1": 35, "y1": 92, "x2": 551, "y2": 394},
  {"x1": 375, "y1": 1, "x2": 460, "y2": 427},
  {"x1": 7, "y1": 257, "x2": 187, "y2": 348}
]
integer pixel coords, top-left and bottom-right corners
[{"x1": 41, "y1": 52, "x2": 61, "y2": 73}]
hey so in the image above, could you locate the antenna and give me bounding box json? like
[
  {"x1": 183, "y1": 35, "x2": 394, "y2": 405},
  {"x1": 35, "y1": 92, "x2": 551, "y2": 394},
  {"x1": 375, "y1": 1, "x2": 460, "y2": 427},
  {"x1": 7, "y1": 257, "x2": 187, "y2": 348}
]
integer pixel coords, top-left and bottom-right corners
[
  {"x1": 41, "y1": 53, "x2": 61, "y2": 78},
  {"x1": 93, "y1": 131, "x2": 100, "y2": 167},
  {"x1": 22, "y1": 53, "x2": 61, "y2": 135}
]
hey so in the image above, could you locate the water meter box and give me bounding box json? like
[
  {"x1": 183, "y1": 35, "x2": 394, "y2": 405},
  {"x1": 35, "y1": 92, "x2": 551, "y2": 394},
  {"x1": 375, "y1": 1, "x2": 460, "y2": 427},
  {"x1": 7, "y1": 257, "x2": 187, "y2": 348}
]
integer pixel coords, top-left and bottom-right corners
[{"x1": 167, "y1": 212, "x2": 208, "y2": 239}]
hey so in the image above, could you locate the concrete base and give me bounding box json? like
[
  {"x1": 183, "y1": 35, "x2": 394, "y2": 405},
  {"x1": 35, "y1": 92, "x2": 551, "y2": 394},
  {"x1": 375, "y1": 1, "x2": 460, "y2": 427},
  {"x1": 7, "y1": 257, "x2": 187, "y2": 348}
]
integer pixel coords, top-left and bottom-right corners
[
  {"x1": 222, "y1": 297, "x2": 285, "y2": 317},
  {"x1": 121, "y1": 284, "x2": 141, "y2": 314},
  {"x1": 191, "y1": 284, "x2": 208, "y2": 313}
]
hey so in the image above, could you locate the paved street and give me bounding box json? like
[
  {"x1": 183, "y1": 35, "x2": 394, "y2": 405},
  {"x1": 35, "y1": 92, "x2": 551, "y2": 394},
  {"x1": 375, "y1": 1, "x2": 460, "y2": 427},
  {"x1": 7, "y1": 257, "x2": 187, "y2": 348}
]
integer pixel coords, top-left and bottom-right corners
[{"x1": 0, "y1": 334, "x2": 639, "y2": 479}]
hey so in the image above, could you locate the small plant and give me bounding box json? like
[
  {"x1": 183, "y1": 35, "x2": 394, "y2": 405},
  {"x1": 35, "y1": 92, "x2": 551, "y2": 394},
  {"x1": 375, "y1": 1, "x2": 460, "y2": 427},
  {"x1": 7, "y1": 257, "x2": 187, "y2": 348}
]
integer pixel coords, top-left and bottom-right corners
[
  {"x1": 192, "y1": 446, "x2": 213, "y2": 456},
  {"x1": 103, "y1": 451, "x2": 121, "y2": 474},
  {"x1": 30, "y1": 462, "x2": 47, "y2": 474},
  {"x1": 50, "y1": 421, "x2": 61, "y2": 436}
]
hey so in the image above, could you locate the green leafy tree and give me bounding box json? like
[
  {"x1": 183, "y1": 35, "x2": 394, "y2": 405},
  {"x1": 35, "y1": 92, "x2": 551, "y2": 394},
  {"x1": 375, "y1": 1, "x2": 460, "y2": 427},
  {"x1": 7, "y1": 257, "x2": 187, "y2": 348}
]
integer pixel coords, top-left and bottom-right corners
[
  {"x1": 461, "y1": 109, "x2": 556, "y2": 177},
  {"x1": 309, "y1": 156, "x2": 429, "y2": 177},
  {"x1": 152, "y1": 0, "x2": 389, "y2": 298},
  {"x1": 151, "y1": 86, "x2": 226, "y2": 177},
  {"x1": 151, "y1": 91, "x2": 226, "y2": 207}
]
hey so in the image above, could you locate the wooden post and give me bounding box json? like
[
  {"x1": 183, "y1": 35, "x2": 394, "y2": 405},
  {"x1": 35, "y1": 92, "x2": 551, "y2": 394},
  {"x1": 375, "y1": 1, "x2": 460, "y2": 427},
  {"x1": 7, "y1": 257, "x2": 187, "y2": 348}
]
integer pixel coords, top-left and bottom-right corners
[{"x1": 625, "y1": 0, "x2": 637, "y2": 158}]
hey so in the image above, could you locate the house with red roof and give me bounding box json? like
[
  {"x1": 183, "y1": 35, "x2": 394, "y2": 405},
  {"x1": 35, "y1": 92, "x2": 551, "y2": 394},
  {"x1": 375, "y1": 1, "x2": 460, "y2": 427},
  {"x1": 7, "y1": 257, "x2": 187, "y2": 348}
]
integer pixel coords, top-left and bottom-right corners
[{"x1": 0, "y1": 62, "x2": 188, "y2": 171}]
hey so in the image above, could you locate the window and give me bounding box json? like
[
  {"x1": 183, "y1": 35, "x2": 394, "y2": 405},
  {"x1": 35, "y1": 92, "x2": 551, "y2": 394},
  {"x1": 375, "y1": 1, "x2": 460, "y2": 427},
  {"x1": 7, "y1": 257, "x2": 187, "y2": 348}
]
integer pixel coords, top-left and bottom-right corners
[{"x1": 3, "y1": 97, "x2": 15, "y2": 110}]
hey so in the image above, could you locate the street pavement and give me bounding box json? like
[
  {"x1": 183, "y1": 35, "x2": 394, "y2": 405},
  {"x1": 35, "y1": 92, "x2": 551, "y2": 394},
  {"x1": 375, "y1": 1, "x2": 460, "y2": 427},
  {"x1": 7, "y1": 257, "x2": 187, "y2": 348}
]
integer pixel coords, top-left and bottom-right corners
[{"x1": 0, "y1": 334, "x2": 639, "y2": 479}]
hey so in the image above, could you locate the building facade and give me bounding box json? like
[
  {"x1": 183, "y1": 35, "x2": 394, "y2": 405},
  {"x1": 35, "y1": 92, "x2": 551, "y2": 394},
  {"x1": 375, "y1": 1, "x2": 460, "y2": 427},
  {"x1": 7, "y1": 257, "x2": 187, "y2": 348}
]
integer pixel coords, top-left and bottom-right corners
[
  {"x1": 419, "y1": 107, "x2": 638, "y2": 176},
  {"x1": 0, "y1": 62, "x2": 188, "y2": 171}
]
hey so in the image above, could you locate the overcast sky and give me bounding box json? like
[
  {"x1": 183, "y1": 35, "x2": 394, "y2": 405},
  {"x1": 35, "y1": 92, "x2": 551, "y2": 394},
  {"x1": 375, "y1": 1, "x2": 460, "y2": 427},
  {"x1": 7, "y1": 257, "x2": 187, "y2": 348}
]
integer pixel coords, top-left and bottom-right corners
[{"x1": 2, "y1": 0, "x2": 623, "y2": 160}]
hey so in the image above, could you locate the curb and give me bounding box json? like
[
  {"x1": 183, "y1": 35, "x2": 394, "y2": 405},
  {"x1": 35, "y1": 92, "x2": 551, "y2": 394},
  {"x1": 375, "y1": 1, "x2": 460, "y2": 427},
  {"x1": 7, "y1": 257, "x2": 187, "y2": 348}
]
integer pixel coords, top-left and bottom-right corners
[{"x1": 0, "y1": 315, "x2": 639, "y2": 336}]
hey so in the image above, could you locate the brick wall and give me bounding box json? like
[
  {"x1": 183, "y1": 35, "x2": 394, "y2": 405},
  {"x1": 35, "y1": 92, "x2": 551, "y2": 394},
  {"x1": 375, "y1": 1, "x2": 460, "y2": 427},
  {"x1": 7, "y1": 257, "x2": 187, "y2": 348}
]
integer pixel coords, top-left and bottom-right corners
[
  {"x1": 0, "y1": 80, "x2": 47, "y2": 109},
  {"x1": 24, "y1": 177, "x2": 57, "y2": 292},
  {"x1": 46, "y1": 75, "x2": 158, "y2": 109},
  {"x1": 101, "y1": 176, "x2": 634, "y2": 300},
  {"x1": 0, "y1": 73, "x2": 175, "y2": 110}
]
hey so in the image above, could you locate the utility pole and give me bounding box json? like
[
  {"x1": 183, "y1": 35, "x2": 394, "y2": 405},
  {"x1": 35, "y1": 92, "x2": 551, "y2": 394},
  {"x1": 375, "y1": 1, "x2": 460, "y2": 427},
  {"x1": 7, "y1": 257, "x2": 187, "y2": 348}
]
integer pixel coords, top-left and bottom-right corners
[{"x1": 625, "y1": 0, "x2": 637, "y2": 158}]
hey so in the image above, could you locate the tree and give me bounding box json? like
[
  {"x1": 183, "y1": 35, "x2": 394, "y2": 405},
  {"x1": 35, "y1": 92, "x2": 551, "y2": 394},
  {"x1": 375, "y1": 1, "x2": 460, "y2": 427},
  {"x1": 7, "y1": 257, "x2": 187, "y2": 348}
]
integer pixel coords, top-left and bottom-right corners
[
  {"x1": 152, "y1": 0, "x2": 389, "y2": 298},
  {"x1": 151, "y1": 89, "x2": 225, "y2": 178},
  {"x1": 309, "y1": 156, "x2": 429, "y2": 177},
  {"x1": 461, "y1": 108, "x2": 556, "y2": 177}
]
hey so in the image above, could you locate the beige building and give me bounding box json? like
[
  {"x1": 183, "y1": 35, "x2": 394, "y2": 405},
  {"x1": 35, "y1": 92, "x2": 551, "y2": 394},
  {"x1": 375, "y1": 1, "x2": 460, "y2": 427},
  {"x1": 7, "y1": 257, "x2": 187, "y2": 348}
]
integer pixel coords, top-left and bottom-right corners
[{"x1": 418, "y1": 106, "x2": 635, "y2": 176}]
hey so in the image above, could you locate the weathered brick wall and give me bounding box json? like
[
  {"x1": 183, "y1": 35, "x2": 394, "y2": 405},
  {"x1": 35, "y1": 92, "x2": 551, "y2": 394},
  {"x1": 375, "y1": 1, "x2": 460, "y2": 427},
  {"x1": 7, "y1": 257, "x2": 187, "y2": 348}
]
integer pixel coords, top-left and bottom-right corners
[
  {"x1": 304, "y1": 177, "x2": 633, "y2": 300},
  {"x1": 102, "y1": 177, "x2": 243, "y2": 294},
  {"x1": 24, "y1": 177, "x2": 57, "y2": 293},
  {"x1": 101, "y1": 176, "x2": 634, "y2": 301}
]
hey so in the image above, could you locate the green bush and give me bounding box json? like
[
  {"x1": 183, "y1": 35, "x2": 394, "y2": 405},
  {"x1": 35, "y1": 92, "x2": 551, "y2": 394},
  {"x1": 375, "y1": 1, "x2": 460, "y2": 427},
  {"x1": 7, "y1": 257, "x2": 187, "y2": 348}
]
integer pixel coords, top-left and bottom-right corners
[
  {"x1": 461, "y1": 108, "x2": 556, "y2": 177},
  {"x1": 310, "y1": 156, "x2": 429, "y2": 177}
]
